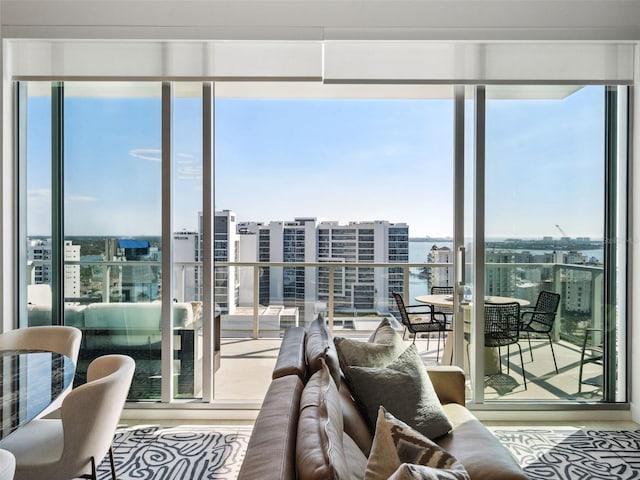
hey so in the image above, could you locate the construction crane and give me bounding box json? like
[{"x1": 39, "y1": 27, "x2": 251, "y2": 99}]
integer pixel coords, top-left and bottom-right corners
[{"x1": 555, "y1": 224, "x2": 568, "y2": 238}]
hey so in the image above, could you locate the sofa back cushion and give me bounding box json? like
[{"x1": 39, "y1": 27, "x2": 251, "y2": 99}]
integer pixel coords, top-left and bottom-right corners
[
  {"x1": 237, "y1": 374, "x2": 304, "y2": 480},
  {"x1": 273, "y1": 326, "x2": 307, "y2": 380},
  {"x1": 305, "y1": 314, "x2": 341, "y2": 386},
  {"x1": 297, "y1": 359, "x2": 353, "y2": 480}
]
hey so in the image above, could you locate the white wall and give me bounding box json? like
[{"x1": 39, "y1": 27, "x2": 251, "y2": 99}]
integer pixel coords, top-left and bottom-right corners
[
  {"x1": 631, "y1": 45, "x2": 640, "y2": 423},
  {"x1": 0, "y1": 1, "x2": 12, "y2": 335}
]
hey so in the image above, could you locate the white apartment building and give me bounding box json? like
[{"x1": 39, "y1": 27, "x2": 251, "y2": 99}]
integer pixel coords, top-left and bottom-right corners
[
  {"x1": 427, "y1": 245, "x2": 454, "y2": 288},
  {"x1": 212, "y1": 210, "x2": 238, "y2": 313},
  {"x1": 238, "y1": 218, "x2": 318, "y2": 324},
  {"x1": 28, "y1": 239, "x2": 80, "y2": 302},
  {"x1": 173, "y1": 229, "x2": 200, "y2": 302},
  {"x1": 486, "y1": 251, "x2": 518, "y2": 297},
  {"x1": 317, "y1": 220, "x2": 408, "y2": 317},
  {"x1": 236, "y1": 218, "x2": 409, "y2": 324}
]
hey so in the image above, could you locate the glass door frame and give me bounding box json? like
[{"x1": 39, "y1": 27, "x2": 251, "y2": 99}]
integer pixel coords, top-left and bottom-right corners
[
  {"x1": 453, "y1": 84, "x2": 489, "y2": 404},
  {"x1": 15, "y1": 80, "x2": 218, "y2": 404},
  {"x1": 456, "y1": 84, "x2": 630, "y2": 406},
  {"x1": 15, "y1": 79, "x2": 628, "y2": 407}
]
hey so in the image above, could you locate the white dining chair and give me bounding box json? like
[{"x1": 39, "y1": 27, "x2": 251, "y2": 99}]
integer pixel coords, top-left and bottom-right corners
[
  {"x1": 0, "y1": 326, "x2": 82, "y2": 417},
  {"x1": 0, "y1": 354, "x2": 135, "y2": 480},
  {"x1": 0, "y1": 326, "x2": 82, "y2": 364},
  {"x1": 0, "y1": 449, "x2": 15, "y2": 480}
]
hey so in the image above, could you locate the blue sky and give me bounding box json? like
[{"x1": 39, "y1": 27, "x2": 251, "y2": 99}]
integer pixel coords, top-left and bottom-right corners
[{"x1": 26, "y1": 85, "x2": 605, "y2": 239}]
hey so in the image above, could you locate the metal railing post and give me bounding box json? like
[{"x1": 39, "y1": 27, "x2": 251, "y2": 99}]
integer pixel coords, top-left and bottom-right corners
[
  {"x1": 328, "y1": 266, "x2": 334, "y2": 331},
  {"x1": 253, "y1": 265, "x2": 260, "y2": 339}
]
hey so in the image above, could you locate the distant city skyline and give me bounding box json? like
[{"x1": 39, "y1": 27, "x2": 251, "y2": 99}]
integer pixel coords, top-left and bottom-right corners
[{"x1": 27, "y1": 84, "x2": 605, "y2": 239}]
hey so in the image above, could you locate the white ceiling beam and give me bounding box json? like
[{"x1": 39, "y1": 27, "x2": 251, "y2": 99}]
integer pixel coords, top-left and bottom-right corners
[{"x1": 2, "y1": 0, "x2": 640, "y2": 41}]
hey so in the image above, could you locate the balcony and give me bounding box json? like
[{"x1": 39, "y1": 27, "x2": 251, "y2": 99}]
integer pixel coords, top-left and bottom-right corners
[
  {"x1": 26, "y1": 259, "x2": 609, "y2": 404},
  {"x1": 214, "y1": 327, "x2": 605, "y2": 404}
]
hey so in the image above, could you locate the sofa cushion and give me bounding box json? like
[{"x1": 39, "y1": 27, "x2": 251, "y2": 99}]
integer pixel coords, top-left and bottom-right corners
[
  {"x1": 437, "y1": 404, "x2": 528, "y2": 480},
  {"x1": 296, "y1": 359, "x2": 350, "y2": 480},
  {"x1": 273, "y1": 326, "x2": 307, "y2": 380},
  {"x1": 305, "y1": 314, "x2": 341, "y2": 386},
  {"x1": 339, "y1": 381, "x2": 374, "y2": 457},
  {"x1": 335, "y1": 335, "x2": 404, "y2": 371},
  {"x1": 365, "y1": 407, "x2": 469, "y2": 480},
  {"x1": 346, "y1": 344, "x2": 453, "y2": 440},
  {"x1": 237, "y1": 374, "x2": 304, "y2": 480}
]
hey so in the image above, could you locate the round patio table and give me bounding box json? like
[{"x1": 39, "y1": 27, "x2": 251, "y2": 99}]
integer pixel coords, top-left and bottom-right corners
[{"x1": 415, "y1": 294, "x2": 530, "y2": 375}]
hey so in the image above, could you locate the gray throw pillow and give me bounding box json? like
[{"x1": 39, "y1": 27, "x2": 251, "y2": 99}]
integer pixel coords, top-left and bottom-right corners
[
  {"x1": 345, "y1": 344, "x2": 453, "y2": 440},
  {"x1": 334, "y1": 318, "x2": 406, "y2": 372},
  {"x1": 334, "y1": 336, "x2": 405, "y2": 371},
  {"x1": 368, "y1": 317, "x2": 403, "y2": 345}
]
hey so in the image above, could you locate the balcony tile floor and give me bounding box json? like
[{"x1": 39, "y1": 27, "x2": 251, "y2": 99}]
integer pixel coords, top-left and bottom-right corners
[{"x1": 213, "y1": 327, "x2": 607, "y2": 403}]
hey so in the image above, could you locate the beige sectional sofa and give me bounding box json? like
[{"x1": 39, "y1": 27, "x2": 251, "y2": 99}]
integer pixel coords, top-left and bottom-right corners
[{"x1": 238, "y1": 316, "x2": 528, "y2": 480}]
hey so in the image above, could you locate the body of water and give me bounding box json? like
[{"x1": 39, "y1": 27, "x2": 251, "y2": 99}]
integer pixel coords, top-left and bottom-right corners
[
  {"x1": 407, "y1": 240, "x2": 604, "y2": 301},
  {"x1": 409, "y1": 241, "x2": 604, "y2": 264}
]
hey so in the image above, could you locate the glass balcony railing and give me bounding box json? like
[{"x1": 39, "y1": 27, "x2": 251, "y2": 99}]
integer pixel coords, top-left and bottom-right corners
[
  {"x1": 26, "y1": 259, "x2": 606, "y2": 402},
  {"x1": 27, "y1": 259, "x2": 605, "y2": 343}
]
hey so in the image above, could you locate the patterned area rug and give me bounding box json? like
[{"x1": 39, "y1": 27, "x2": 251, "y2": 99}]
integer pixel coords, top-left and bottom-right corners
[
  {"x1": 491, "y1": 427, "x2": 640, "y2": 479},
  {"x1": 96, "y1": 424, "x2": 252, "y2": 479},
  {"x1": 94, "y1": 424, "x2": 640, "y2": 479}
]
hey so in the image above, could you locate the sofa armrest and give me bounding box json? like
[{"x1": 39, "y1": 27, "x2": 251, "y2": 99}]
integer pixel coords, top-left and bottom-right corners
[{"x1": 427, "y1": 366, "x2": 466, "y2": 406}]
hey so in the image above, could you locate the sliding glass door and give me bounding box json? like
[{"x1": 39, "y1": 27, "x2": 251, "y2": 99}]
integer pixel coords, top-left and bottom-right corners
[
  {"x1": 17, "y1": 80, "x2": 628, "y2": 406},
  {"x1": 20, "y1": 81, "x2": 205, "y2": 401},
  {"x1": 462, "y1": 85, "x2": 627, "y2": 403}
]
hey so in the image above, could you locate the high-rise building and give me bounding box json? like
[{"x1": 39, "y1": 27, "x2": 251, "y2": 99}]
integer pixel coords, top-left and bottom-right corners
[
  {"x1": 427, "y1": 245, "x2": 454, "y2": 288},
  {"x1": 64, "y1": 240, "x2": 81, "y2": 301},
  {"x1": 317, "y1": 220, "x2": 408, "y2": 317},
  {"x1": 174, "y1": 229, "x2": 200, "y2": 302},
  {"x1": 486, "y1": 251, "x2": 518, "y2": 297},
  {"x1": 212, "y1": 210, "x2": 238, "y2": 313},
  {"x1": 236, "y1": 218, "x2": 409, "y2": 324},
  {"x1": 238, "y1": 218, "x2": 317, "y2": 323},
  {"x1": 108, "y1": 239, "x2": 159, "y2": 302},
  {"x1": 28, "y1": 239, "x2": 81, "y2": 302}
]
